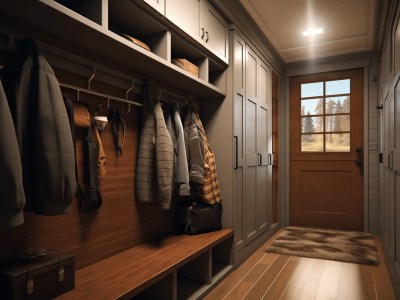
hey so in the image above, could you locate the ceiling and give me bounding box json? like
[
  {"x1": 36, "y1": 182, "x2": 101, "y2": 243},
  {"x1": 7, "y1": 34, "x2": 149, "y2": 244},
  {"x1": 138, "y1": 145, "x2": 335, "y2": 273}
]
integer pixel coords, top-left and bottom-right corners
[{"x1": 239, "y1": 0, "x2": 377, "y2": 63}]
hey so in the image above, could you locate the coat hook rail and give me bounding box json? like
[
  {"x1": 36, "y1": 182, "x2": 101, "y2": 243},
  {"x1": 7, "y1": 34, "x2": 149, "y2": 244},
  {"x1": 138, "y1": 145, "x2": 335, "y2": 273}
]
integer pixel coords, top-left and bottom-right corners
[
  {"x1": 60, "y1": 82, "x2": 143, "y2": 108},
  {"x1": 156, "y1": 87, "x2": 190, "y2": 104}
]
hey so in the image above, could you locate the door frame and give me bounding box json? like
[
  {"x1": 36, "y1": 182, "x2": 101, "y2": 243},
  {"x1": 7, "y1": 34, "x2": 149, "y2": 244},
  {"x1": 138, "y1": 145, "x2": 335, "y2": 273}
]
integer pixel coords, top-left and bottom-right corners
[{"x1": 284, "y1": 61, "x2": 370, "y2": 231}]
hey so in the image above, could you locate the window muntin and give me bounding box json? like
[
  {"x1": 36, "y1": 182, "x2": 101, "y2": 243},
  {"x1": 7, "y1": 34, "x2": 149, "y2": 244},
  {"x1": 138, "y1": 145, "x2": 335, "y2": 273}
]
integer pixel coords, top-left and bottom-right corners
[{"x1": 300, "y1": 79, "x2": 350, "y2": 152}]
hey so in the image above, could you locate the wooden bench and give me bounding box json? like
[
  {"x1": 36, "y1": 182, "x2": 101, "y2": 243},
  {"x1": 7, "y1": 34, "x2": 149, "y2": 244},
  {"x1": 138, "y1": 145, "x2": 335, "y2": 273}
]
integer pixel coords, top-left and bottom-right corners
[{"x1": 56, "y1": 228, "x2": 234, "y2": 299}]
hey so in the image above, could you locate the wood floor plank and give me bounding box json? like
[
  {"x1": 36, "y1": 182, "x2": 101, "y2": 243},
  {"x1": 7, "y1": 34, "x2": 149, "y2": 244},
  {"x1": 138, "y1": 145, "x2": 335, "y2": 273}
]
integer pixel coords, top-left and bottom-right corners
[
  {"x1": 242, "y1": 254, "x2": 291, "y2": 300},
  {"x1": 222, "y1": 254, "x2": 278, "y2": 299},
  {"x1": 279, "y1": 257, "x2": 326, "y2": 300},
  {"x1": 337, "y1": 262, "x2": 376, "y2": 300},
  {"x1": 206, "y1": 230, "x2": 396, "y2": 300},
  {"x1": 315, "y1": 259, "x2": 341, "y2": 300},
  {"x1": 204, "y1": 229, "x2": 282, "y2": 300}
]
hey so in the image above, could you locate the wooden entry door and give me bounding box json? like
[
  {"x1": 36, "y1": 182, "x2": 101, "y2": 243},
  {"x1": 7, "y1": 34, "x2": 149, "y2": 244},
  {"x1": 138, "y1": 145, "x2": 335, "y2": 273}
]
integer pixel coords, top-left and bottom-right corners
[{"x1": 289, "y1": 69, "x2": 364, "y2": 231}]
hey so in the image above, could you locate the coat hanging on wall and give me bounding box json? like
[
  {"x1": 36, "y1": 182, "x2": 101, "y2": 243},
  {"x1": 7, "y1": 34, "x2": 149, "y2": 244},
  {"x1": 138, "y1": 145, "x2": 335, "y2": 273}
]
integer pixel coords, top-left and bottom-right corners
[
  {"x1": 2, "y1": 38, "x2": 75, "y2": 215},
  {"x1": 135, "y1": 78, "x2": 174, "y2": 210},
  {"x1": 0, "y1": 80, "x2": 25, "y2": 228}
]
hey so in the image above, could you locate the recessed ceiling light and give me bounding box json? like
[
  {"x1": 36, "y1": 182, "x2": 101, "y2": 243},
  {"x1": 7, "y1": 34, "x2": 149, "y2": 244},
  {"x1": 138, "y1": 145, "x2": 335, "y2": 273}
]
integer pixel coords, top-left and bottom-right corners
[{"x1": 302, "y1": 27, "x2": 324, "y2": 37}]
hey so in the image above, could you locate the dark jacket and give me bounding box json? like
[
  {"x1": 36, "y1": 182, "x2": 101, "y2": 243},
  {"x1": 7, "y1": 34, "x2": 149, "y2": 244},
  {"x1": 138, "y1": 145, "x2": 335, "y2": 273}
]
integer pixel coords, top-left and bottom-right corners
[
  {"x1": 2, "y1": 39, "x2": 75, "y2": 215},
  {"x1": 0, "y1": 80, "x2": 25, "y2": 228}
]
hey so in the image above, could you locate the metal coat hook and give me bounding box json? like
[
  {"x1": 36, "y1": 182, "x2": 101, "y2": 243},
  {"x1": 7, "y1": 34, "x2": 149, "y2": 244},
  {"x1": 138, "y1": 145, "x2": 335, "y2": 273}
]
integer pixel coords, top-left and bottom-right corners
[
  {"x1": 123, "y1": 103, "x2": 131, "y2": 114},
  {"x1": 126, "y1": 80, "x2": 135, "y2": 99},
  {"x1": 88, "y1": 66, "x2": 97, "y2": 90}
]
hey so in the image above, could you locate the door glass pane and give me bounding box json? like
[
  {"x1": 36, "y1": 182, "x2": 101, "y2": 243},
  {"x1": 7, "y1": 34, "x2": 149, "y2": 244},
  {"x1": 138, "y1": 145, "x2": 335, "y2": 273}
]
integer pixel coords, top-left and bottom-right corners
[
  {"x1": 302, "y1": 116, "x2": 323, "y2": 133},
  {"x1": 326, "y1": 96, "x2": 350, "y2": 113},
  {"x1": 301, "y1": 82, "x2": 323, "y2": 98},
  {"x1": 301, "y1": 134, "x2": 323, "y2": 152},
  {"x1": 325, "y1": 133, "x2": 350, "y2": 152},
  {"x1": 325, "y1": 115, "x2": 350, "y2": 132},
  {"x1": 301, "y1": 98, "x2": 323, "y2": 115},
  {"x1": 326, "y1": 79, "x2": 350, "y2": 95}
]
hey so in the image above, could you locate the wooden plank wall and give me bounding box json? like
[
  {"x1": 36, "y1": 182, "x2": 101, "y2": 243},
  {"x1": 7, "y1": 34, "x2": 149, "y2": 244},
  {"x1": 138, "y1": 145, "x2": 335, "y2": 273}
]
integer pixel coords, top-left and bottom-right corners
[{"x1": 0, "y1": 67, "x2": 175, "y2": 269}]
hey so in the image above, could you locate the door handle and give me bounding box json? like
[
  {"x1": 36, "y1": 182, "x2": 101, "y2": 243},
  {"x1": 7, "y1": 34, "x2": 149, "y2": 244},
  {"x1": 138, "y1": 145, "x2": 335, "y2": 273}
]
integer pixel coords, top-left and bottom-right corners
[
  {"x1": 201, "y1": 28, "x2": 205, "y2": 39},
  {"x1": 234, "y1": 136, "x2": 238, "y2": 170},
  {"x1": 258, "y1": 153, "x2": 262, "y2": 166},
  {"x1": 205, "y1": 31, "x2": 209, "y2": 42},
  {"x1": 268, "y1": 153, "x2": 272, "y2": 166},
  {"x1": 355, "y1": 147, "x2": 363, "y2": 170}
]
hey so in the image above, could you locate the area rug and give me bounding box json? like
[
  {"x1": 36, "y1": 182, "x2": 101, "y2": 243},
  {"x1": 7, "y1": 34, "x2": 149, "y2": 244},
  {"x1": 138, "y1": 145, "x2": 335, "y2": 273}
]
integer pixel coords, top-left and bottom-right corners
[{"x1": 266, "y1": 226, "x2": 379, "y2": 265}]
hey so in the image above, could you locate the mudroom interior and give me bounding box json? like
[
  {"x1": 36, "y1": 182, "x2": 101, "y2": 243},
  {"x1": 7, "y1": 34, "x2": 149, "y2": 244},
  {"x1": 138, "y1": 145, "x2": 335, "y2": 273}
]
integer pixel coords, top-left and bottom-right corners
[{"x1": 0, "y1": 0, "x2": 399, "y2": 299}]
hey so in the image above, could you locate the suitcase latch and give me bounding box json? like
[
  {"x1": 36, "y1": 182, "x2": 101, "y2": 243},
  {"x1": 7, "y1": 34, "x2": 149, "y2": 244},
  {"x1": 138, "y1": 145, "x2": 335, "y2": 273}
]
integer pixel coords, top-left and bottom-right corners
[
  {"x1": 58, "y1": 267, "x2": 65, "y2": 282},
  {"x1": 26, "y1": 278, "x2": 34, "y2": 295}
]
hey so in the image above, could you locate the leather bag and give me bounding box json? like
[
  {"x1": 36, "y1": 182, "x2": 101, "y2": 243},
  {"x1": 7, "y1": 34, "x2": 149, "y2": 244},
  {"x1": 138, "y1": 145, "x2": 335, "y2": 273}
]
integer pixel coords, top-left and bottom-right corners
[{"x1": 177, "y1": 201, "x2": 222, "y2": 235}]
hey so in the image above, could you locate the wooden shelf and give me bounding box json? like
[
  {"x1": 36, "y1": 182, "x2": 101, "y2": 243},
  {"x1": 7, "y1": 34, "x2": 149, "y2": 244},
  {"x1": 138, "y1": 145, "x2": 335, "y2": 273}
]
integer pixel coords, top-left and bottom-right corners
[{"x1": 0, "y1": 0, "x2": 226, "y2": 99}]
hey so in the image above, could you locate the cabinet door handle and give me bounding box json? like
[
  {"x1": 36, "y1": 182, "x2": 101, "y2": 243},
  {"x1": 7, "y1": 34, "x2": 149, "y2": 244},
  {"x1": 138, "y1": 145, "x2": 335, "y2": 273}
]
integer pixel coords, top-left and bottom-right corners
[
  {"x1": 201, "y1": 28, "x2": 205, "y2": 39},
  {"x1": 258, "y1": 153, "x2": 262, "y2": 166},
  {"x1": 205, "y1": 31, "x2": 209, "y2": 42},
  {"x1": 234, "y1": 136, "x2": 238, "y2": 169},
  {"x1": 268, "y1": 153, "x2": 272, "y2": 166}
]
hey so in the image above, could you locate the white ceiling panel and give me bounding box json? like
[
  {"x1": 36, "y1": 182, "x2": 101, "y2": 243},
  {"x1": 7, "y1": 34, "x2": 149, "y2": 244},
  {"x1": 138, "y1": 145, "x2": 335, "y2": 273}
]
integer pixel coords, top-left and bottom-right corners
[{"x1": 240, "y1": 0, "x2": 376, "y2": 63}]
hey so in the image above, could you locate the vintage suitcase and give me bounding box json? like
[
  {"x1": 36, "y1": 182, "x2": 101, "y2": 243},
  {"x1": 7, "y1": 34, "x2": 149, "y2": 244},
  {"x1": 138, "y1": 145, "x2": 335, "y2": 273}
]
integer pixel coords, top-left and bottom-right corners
[{"x1": 0, "y1": 251, "x2": 75, "y2": 300}]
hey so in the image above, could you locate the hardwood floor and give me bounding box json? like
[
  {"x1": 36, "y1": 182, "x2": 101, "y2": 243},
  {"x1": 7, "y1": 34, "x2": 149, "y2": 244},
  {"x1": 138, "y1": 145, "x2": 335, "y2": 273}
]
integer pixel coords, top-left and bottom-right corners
[{"x1": 205, "y1": 229, "x2": 397, "y2": 300}]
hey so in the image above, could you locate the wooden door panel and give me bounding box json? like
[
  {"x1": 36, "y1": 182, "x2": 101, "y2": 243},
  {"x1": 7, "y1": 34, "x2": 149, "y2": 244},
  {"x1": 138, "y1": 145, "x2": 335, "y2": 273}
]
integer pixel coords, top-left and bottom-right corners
[
  {"x1": 289, "y1": 69, "x2": 364, "y2": 230},
  {"x1": 290, "y1": 161, "x2": 363, "y2": 230}
]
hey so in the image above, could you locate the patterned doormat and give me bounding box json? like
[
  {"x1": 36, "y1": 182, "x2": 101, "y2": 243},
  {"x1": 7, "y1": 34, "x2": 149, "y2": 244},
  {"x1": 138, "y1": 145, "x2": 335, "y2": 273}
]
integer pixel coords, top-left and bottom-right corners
[{"x1": 266, "y1": 226, "x2": 379, "y2": 265}]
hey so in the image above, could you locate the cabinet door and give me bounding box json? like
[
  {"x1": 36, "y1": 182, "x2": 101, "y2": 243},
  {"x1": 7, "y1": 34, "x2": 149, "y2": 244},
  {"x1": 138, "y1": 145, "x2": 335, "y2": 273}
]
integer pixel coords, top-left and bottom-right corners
[
  {"x1": 244, "y1": 45, "x2": 258, "y2": 244},
  {"x1": 233, "y1": 33, "x2": 246, "y2": 251},
  {"x1": 200, "y1": 0, "x2": 228, "y2": 61},
  {"x1": 144, "y1": 0, "x2": 165, "y2": 15},
  {"x1": 256, "y1": 60, "x2": 271, "y2": 234},
  {"x1": 166, "y1": 0, "x2": 200, "y2": 39},
  {"x1": 394, "y1": 78, "x2": 400, "y2": 269}
]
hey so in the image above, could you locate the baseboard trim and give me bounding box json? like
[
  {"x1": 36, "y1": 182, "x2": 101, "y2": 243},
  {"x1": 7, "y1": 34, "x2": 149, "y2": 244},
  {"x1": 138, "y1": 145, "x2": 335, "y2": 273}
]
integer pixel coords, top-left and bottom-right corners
[
  {"x1": 380, "y1": 237, "x2": 400, "y2": 299},
  {"x1": 234, "y1": 223, "x2": 280, "y2": 267}
]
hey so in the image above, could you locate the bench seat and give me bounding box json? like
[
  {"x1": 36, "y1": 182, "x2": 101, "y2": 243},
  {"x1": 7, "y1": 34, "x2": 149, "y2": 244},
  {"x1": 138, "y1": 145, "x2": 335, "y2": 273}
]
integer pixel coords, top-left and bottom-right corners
[{"x1": 56, "y1": 228, "x2": 234, "y2": 299}]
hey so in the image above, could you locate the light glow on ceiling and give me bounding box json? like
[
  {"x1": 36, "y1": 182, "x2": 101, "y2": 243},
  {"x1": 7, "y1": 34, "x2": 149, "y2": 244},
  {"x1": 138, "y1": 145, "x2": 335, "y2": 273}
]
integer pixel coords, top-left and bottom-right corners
[{"x1": 302, "y1": 27, "x2": 324, "y2": 37}]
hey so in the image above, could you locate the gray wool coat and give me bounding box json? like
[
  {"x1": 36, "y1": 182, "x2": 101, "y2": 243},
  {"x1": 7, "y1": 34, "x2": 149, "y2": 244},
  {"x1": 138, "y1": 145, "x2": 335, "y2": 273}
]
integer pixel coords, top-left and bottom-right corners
[
  {"x1": 0, "y1": 80, "x2": 25, "y2": 228},
  {"x1": 135, "y1": 79, "x2": 174, "y2": 209}
]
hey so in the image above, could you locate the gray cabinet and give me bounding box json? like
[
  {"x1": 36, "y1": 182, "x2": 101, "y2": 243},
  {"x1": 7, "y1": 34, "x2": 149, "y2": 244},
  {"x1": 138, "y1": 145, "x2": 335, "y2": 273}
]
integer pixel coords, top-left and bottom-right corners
[
  {"x1": 202, "y1": 29, "x2": 272, "y2": 261},
  {"x1": 166, "y1": 0, "x2": 200, "y2": 38},
  {"x1": 233, "y1": 31, "x2": 272, "y2": 252},
  {"x1": 243, "y1": 41, "x2": 272, "y2": 245},
  {"x1": 200, "y1": 1, "x2": 229, "y2": 62},
  {"x1": 143, "y1": 0, "x2": 165, "y2": 15},
  {"x1": 165, "y1": 0, "x2": 228, "y2": 62}
]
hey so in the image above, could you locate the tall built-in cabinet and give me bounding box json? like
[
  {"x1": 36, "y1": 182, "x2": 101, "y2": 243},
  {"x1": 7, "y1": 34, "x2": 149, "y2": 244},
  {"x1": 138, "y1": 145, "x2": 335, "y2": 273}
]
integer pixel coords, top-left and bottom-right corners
[
  {"x1": 379, "y1": 2, "x2": 400, "y2": 297},
  {"x1": 205, "y1": 28, "x2": 274, "y2": 265}
]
